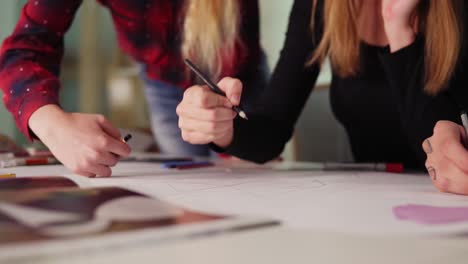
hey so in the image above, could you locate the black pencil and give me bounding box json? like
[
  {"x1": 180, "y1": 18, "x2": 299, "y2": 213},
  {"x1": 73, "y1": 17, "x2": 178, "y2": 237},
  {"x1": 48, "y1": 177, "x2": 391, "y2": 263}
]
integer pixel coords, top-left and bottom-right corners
[
  {"x1": 123, "y1": 134, "x2": 132, "y2": 143},
  {"x1": 461, "y1": 112, "x2": 468, "y2": 149},
  {"x1": 184, "y1": 59, "x2": 248, "y2": 120}
]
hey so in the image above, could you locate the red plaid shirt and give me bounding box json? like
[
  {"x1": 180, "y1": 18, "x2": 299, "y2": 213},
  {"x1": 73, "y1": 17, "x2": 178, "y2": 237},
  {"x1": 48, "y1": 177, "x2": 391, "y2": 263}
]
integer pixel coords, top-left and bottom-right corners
[{"x1": 0, "y1": 0, "x2": 260, "y2": 140}]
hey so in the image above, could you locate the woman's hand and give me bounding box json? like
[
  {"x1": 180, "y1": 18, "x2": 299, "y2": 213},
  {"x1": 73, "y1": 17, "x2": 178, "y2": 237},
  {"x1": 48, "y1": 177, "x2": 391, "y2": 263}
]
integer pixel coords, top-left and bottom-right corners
[
  {"x1": 423, "y1": 121, "x2": 468, "y2": 195},
  {"x1": 176, "y1": 77, "x2": 242, "y2": 149},
  {"x1": 381, "y1": 0, "x2": 420, "y2": 52},
  {"x1": 29, "y1": 105, "x2": 131, "y2": 177}
]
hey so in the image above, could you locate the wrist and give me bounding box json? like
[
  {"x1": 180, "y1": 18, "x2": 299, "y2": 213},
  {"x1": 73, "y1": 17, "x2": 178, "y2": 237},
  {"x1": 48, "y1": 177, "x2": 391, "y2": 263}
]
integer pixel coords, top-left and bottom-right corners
[
  {"x1": 29, "y1": 104, "x2": 67, "y2": 140},
  {"x1": 214, "y1": 130, "x2": 234, "y2": 149},
  {"x1": 384, "y1": 24, "x2": 416, "y2": 52}
]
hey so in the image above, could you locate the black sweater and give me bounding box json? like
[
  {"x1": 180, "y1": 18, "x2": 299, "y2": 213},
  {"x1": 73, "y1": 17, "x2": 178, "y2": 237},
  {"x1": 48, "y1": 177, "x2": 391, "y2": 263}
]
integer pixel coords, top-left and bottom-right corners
[{"x1": 217, "y1": 0, "x2": 468, "y2": 169}]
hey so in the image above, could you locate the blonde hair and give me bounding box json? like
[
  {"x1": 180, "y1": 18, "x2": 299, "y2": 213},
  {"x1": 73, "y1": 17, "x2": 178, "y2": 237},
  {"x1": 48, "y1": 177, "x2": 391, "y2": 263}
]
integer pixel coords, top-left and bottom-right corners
[
  {"x1": 309, "y1": 0, "x2": 464, "y2": 95},
  {"x1": 182, "y1": 0, "x2": 241, "y2": 81}
]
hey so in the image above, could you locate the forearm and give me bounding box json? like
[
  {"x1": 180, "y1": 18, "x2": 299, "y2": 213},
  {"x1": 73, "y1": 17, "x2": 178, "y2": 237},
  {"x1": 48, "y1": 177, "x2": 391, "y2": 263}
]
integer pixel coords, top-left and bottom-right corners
[
  {"x1": 220, "y1": 117, "x2": 293, "y2": 164},
  {"x1": 28, "y1": 104, "x2": 67, "y2": 141},
  {"x1": 385, "y1": 25, "x2": 416, "y2": 52},
  {"x1": 381, "y1": 0, "x2": 419, "y2": 52}
]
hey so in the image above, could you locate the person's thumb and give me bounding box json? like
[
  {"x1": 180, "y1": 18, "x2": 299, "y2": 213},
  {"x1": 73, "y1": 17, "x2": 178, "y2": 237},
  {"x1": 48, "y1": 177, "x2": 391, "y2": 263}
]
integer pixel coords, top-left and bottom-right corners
[{"x1": 217, "y1": 77, "x2": 243, "y2": 106}]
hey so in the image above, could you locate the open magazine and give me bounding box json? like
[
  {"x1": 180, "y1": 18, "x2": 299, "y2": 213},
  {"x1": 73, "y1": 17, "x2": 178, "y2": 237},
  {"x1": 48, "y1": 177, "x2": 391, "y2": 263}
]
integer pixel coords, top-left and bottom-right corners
[{"x1": 0, "y1": 176, "x2": 278, "y2": 262}]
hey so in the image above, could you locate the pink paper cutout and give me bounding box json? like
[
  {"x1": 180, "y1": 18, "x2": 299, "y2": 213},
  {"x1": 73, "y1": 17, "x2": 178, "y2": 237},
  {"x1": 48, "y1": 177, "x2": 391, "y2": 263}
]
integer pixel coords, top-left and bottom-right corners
[{"x1": 394, "y1": 204, "x2": 468, "y2": 225}]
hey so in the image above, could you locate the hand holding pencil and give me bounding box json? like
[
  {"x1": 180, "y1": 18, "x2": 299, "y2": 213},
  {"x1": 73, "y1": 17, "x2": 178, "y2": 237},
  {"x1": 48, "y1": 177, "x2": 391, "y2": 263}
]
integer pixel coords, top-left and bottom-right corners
[
  {"x1": 177, "y1": 63, "x2": 245, "y2": 148},
  {"x1": 423, "y1": 120, "x2": 468, "y2": 195},
  {"x1": 28, "y1": 105, "x2": 131, "y2": 177},
  {"x1": 184, "y1": 59, "x2": 248, "y2": 120}
]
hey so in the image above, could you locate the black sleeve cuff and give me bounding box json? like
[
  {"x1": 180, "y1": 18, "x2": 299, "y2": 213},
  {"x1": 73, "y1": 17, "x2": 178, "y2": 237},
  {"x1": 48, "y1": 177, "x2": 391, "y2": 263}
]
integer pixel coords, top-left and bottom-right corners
[{"x1": 209, "y1": 143, "x2": 227, "y2": 153}]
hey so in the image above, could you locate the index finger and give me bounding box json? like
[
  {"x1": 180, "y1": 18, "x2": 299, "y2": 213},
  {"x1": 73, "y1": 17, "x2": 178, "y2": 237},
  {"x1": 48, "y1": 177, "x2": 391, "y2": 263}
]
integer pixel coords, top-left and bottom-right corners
[
  {"x1": 104, "y1": 135, "x2": 131, "y2": 157},
  {"x1": 98, "y1": 116, "x2": 122, "y2": 140},
  {"x1": 442, "y1": 133, "x2": 468, "y2": 173},
  {"x1": 442, "y1": 140, "x2": 468, "y2": 173},
  {"x1": 184, "y1": 85, "x2": 232, "y2": 108},
  {"x1": 217, "y1": 77, "x2": 243, "y2": 106}
]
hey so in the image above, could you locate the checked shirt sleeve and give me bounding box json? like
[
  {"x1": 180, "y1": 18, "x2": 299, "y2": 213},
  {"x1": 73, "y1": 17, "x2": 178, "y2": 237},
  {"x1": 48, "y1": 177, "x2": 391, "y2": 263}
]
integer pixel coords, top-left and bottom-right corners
[{"x1": 0, "y1": 0, "x2": 82, "y2": 140}]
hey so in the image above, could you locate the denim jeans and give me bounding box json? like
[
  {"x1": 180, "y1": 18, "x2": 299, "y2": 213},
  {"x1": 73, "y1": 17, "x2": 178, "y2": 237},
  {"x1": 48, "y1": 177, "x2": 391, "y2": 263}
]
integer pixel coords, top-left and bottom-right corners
[
  {"x1": 142, "y1": 78, "x2": 212, "y2": 157},
  {"x1": 141, "y1": 54, "x2": 269, "y2": 157}
]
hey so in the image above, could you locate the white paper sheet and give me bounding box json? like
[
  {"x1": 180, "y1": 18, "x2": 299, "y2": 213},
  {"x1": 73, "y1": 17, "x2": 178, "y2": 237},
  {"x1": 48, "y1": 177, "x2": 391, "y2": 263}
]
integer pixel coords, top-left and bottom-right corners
[
  {"x1": 84, "y1": 162, "x2": 468, "y2": 236},
  {"x1": 8, "y1": 162, "x2": 468, "y2": 236}
]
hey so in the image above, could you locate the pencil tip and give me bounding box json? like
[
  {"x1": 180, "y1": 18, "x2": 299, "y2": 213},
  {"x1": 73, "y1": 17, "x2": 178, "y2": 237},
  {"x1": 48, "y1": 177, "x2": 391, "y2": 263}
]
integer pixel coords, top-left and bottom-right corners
[
  {"x1": 239, "y1": 111, "x2": 248, "y2": 120},
  {"x1": 123, "y1": 134, "x2": 132, "y2": 143}
]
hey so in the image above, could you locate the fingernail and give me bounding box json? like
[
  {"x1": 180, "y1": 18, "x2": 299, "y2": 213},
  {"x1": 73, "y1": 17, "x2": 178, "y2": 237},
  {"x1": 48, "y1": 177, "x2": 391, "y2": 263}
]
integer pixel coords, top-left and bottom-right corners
[{"x1": 428, "y1": 168, "x2": 436, "y2": 180}]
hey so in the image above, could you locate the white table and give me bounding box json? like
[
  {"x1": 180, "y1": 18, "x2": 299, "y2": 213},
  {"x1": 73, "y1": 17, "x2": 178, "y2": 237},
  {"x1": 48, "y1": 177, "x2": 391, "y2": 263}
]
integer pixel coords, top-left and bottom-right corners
[
  {"x1": 3, "y1": 161, "x2": 468, "y2": 263},
  {"x1": 29, "y1": 228, "x2": 468, "y2": 264}
]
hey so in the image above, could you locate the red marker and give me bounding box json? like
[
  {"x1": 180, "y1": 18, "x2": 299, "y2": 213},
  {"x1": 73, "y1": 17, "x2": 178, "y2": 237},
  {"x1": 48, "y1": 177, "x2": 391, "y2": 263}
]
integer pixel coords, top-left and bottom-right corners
[{"x1": 275, "y1": 162, "x2": 404, "y2": 173}]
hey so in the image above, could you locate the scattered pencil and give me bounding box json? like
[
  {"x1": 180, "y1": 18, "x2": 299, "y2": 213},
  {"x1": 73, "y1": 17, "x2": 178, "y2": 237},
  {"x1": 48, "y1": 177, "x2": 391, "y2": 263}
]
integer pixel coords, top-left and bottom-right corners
[
  {"x1": 0, "y1": 173, "x2": 16, "y2": 179},
  {"x1": 460, "y1": 112, "x2": 468, "y2": 149},
  {"x1": 161, "y1": 161, "x2": 214, "y2": 169},
  {"x1": 0, "y1": 157, "x2": 59, "y2": 168}
]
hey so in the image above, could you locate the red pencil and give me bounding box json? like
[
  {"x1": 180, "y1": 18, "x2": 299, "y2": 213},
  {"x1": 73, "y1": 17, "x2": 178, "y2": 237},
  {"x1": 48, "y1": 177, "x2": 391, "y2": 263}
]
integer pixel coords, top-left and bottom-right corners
[
  {"x1": 176, "y1": 163, "x2": 214, "y2": 170},
  {"x1": 0, "y1": 157, "x2": 59, "y2": 168}
]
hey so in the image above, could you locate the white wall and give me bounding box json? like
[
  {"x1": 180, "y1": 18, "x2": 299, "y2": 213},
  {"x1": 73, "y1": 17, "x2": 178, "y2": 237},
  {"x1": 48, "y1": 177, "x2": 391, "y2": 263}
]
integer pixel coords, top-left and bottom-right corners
[
  {"x1": 0, "y1": 1, "x2": 18, "y2": 138},
  {"x1": 259, "y1": 0, "x2": 352, "y2": 162}
]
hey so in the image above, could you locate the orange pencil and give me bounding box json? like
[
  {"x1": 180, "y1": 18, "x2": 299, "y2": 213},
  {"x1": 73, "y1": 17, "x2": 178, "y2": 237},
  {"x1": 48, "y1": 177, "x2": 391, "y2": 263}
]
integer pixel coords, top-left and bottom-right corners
[{"x1": 0, "y1": 173, "x2": 16, "y2": 179}]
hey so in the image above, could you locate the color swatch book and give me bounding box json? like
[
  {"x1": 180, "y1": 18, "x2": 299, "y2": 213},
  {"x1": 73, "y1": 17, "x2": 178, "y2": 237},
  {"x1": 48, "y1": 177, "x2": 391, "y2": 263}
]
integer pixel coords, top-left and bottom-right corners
[{"x1": 0, "y1": 176, "x2": 278, "y2": 262}]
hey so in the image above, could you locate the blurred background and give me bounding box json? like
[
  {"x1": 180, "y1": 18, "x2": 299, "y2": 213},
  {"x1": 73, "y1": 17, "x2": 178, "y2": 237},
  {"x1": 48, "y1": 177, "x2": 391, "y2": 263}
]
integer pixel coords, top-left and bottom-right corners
[{"x1": 0, "y1": 0, "x2": 352, "y2": 162}]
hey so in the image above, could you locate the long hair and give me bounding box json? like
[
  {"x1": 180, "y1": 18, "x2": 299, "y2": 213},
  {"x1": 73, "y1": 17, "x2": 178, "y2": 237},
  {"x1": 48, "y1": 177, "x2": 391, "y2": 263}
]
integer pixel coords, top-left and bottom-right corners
[
  {"x1": 182, "y1": 0, "x2": 241, "y2": 81},
  {"x1": 309, "y1": 0, "x2": 464, "y2": 95}
]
